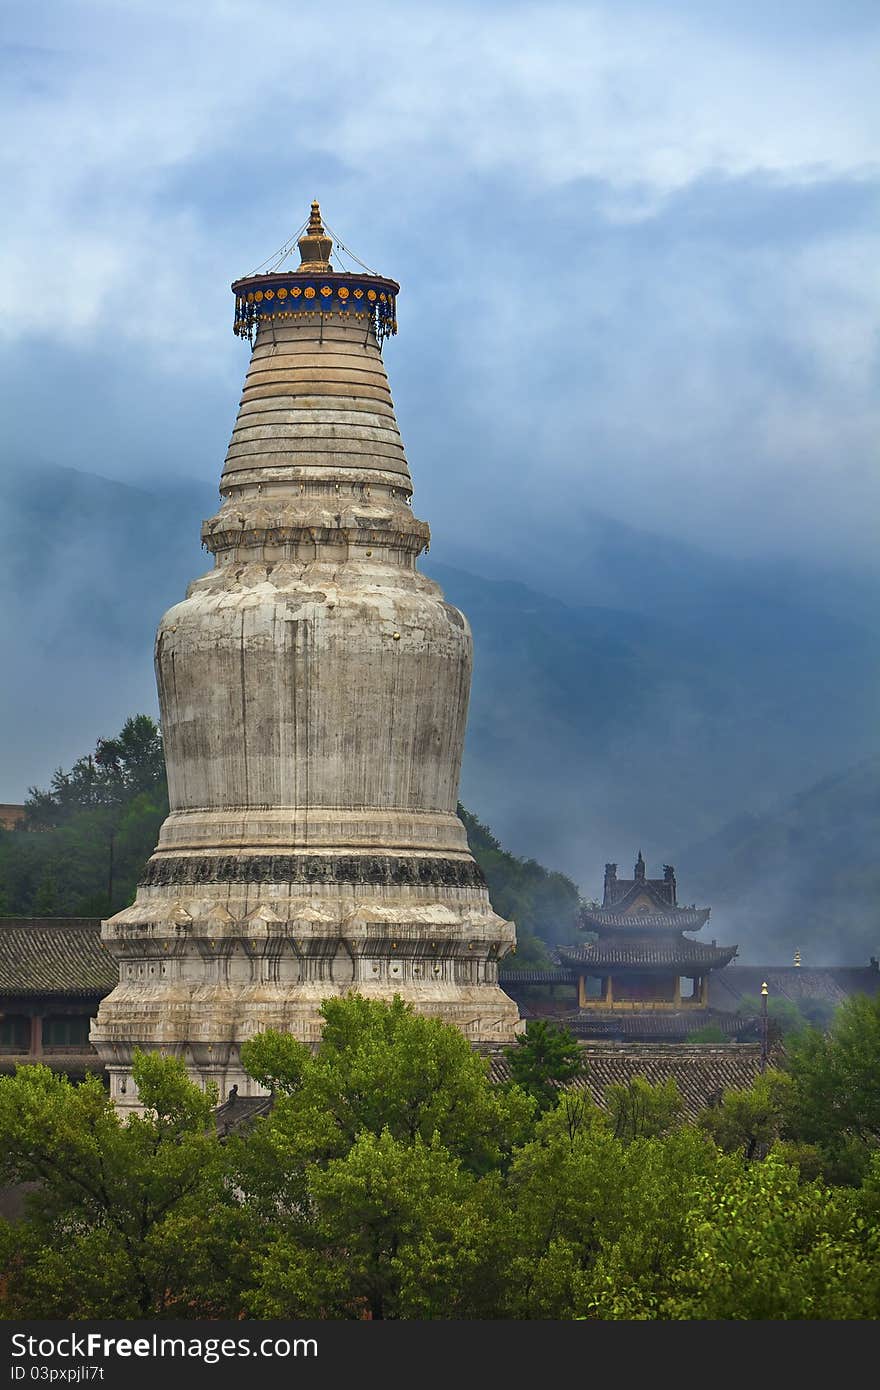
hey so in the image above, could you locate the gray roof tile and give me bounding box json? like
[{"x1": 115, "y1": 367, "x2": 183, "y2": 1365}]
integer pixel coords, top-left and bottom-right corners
[
  {"x1": 488, "y1": 1042, "x2": 768, "y2": 1120},
  {"x1": 0, "y1": 918, "x2": 115, "y2": 997}
]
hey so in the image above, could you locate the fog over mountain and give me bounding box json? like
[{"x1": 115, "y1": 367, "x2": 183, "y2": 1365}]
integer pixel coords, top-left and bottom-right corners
[
  {"x1": 681, "y1": 755, "x2": 880, "y2": 967},
  {"x1": 2, "y1": 461, "x2": 877, "y2": 963}
]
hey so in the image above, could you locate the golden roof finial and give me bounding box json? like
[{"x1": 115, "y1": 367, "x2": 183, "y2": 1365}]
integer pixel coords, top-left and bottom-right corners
[{"x1": 297, "y1": 199, "x2": 333, "y2": 273}]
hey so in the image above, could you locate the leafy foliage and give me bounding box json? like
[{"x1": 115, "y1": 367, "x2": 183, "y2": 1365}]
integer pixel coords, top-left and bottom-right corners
[
  {"x1": 24, "y1": 715, "x2": 166, "y2": 829},
  {"x1": 0, "y1": 1053, "x2": 249, "y2": 1317},
  {"x1": 604, "y1": 1076, "x2": 683, "y2": 1143},
  {"x1": 659, "y1": 1154, "x2": 880, "y2": 1320},
  {"x1": 235, "y1": 998, "x2": 534, "y2": 1184},
  {"x1": 698, "y1": 1070, "x2": 791, "y2": 1161},
  {"x1": 2, "y1": 994, "x2": 880, "y2": 1320},
  {"x1": 246, "y1": 1132, "x2": 510, "y2": 1320},
  {"x1": 784, "y1": 991, "x2": 880, "y2": 1182},
  {"x1": 504, "y1": 1020, "x2": 586, "y2": 1112}
]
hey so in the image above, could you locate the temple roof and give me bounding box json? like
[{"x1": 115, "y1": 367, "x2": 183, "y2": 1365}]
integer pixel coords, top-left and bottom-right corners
[
  {"x1": 602, "y1": 852, "x2": 677, "y2": 907},
  {"x1": 581, "y1": 908, "x2": 711, "y2": 932},
  {"x1": 486, "y1": 1042, "x2": 768, "y2": 1121},
  {"x1": 215, "y1": 1092, "x2": 274, "y2": 1138},
  {"x1": 594, "y1": 853, "x2": 709, "y2": 928},
  {"x1": 559, "y1": 938, "x2": 737, "y2": 970},
  {"x1": 0, "y1": 919, "x2": 115, "y2": 997},
  {"x1": 499, "y1": 968, "x2": 577, "y2": 986}
]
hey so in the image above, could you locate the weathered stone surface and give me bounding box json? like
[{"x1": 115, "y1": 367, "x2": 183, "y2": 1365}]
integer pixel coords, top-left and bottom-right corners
[{"x1": 91, "y1": 218, "x2": 522, "y2": 1110}]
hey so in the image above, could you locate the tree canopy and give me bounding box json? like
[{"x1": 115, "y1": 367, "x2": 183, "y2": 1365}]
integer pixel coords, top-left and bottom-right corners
[
  {"x1": 457, "y1": 804, "x2": 583, "y2": 959},
  {"x1": 0, "y1": 715, "x2": 168, "y2": 917},
  {"x1": 2, "y1": 993, "x2": 879, "y2": 1320},
  {"x1": 0, "y1": 1053, "x2": 247, "y2": 1317},
  {"x1": 504, "y1": 1019, "x2": 586, "y2": 1112}
]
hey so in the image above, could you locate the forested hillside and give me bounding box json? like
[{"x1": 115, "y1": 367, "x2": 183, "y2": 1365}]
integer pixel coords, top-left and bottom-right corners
[
  {"x1": 457, "y1": 806, "x2": 582, "y2": 963},
  {"x1": 0, "y1": 717, "x2": 168, "y2": 918}
]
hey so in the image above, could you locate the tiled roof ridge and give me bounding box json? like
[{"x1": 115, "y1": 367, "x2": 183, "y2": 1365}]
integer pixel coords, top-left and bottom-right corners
[
  {"x1": 0, "y1": 916, "x2": 103, "y2": 930},
  {"x1": 559, "y1": 939, "x2": 737, "y2": 968},
  {"x1": 580, "y1": 909, "x2": 710, "y2": 929}
]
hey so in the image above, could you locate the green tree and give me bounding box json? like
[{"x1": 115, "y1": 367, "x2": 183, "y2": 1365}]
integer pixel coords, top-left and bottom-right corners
[
  {"x1": 502, "y1": 1102, "x2": 719, "y2": 1318},
  {"x1": 661, "y1": 1153, "x2": 880, "y2": 1319},
  {"x1": 784, "y1": 991, "x2": 880, "y2": 1182},
  {"x1": 235, "y1": 997, "x2": 534, "y2": 1193},
  {"x1": 246, "y1": 1132, "x2": 510, "y2": 1319},
  {"x1": 504, "y1": 1019, "x2": 585, "y2": 1112},
  {"x1": 0, "y1": 1053, "x2": 249, "y2": 1318},
  {"x1": 25, "y1": 715, "x2": 166, "y2": 829},
  {"x1": 0, "y1": 716, "x2": 167, "y2": 916},
  {"x1": 240, "y1": 1028, "x2": 311, "y2": 1096},
  {"x1": 698, "y1": 1070, "x2": 792, "y2": 1161},
  {"x1": 232, "y1": 997, "x2": 535, "y2": 1317},
  {"x1": 604, "y1": 1076, "x2": 683, "y2": 1143}
]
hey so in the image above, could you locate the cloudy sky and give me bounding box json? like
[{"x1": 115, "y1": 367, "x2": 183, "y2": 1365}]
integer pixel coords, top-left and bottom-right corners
[{"x1": 3, "y1": 0, "x2": 879, "y2": 577}]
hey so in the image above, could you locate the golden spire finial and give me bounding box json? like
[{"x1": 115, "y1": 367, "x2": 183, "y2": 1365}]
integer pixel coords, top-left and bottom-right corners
[{"x1": 297, "y1": 199, "x2": 333, "y2": 273}]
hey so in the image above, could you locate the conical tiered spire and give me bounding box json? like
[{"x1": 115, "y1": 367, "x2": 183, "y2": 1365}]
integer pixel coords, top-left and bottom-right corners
[{"x1": 206, "y1": 202, "x2": 425, "y2": 570}]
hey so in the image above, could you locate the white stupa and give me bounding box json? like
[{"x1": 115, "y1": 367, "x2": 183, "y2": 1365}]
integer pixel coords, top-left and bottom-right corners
[{"x1": 91, "y1": 203, "x2": 522, "y2": 1109}]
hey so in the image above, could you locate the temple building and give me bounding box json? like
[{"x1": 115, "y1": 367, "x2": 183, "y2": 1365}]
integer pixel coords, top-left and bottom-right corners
[
  {"x1": 90, "y1": 203, "x2": 521, "y2": 1109},
  {"x1": 552, "y1": 853, "x2": 739, "y2": 1039},
  {"x1": 0, "y1": 918, "x2": 112, "y2": 1078}
]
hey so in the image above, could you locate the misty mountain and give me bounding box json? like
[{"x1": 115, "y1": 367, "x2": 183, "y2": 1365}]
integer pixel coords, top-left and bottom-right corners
[
  {"x1": 678, "y1": 755, "x2": 880, "y2": 967},
  {"x1": 2, "y1": 461, "x2": 878, "y2": 962},
  {"x1": 438, "y1": 508, "x2": 880, "y2": 638},
  {"x1": 429, "y1": 562, "x2": 880, "y2": 903}
]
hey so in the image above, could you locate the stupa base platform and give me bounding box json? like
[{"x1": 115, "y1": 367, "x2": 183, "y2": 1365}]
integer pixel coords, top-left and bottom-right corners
[
  {"x1": 94, "y1": 981, "x2": 523, "y2": 1112},
  {"x1": 92, "y1": 877, "x2": 524, "y2": 1111}
]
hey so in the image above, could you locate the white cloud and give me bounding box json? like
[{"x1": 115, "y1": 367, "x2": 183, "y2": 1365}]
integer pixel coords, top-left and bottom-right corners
[
  {"x1": 3, "y1": 0, "x2": 879, "y2": 343},
  {"x1": 1, "y1": 0, "x2": 879, "y2": 571}
]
